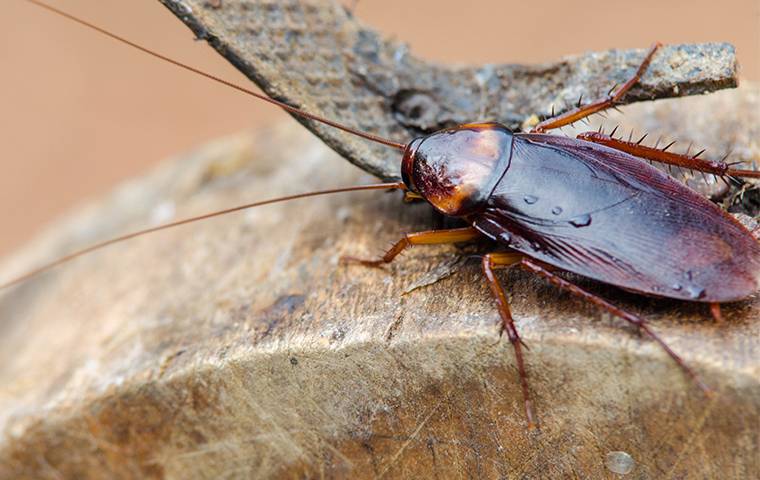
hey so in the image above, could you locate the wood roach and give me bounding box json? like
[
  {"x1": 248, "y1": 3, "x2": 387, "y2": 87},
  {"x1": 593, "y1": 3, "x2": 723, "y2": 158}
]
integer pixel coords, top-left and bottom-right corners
[{"x1": 5, "y1": 1, "x2": 760, "y2": 429}]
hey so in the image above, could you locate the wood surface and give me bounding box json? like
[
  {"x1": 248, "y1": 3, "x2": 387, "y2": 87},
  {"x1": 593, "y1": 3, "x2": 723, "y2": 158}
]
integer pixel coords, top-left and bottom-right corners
[
  {"x1": 0, "y1": 86, "x2": 758, "y2": 479},
  {"x1": 159, "y1": 0, "x2": 738, "y2": 180}
]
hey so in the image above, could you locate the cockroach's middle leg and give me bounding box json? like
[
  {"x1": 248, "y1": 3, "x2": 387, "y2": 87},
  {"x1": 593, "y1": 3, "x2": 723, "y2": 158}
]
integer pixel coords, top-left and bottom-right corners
[
  {"x1": 340, "y1": 227, "x2": 480, "y2": 267},
  {"x1": 532, "y1": 42, "x2": 661, "y2": 133},
  {"x1": 520, "y1": 258, "x2": 713, "y2": 396},
  {"x1": 481, "y1": 252, "x2": 537, "y2": 429}
]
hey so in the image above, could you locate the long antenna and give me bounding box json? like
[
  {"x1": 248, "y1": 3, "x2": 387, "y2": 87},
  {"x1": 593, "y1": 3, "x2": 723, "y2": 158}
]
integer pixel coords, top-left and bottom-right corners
[
  {"x1": 23, "y1": 0, "x2": 407, "y2": 151},
  {"x1": 0, "y1": 182, "x2": 405, "y2": 291}
]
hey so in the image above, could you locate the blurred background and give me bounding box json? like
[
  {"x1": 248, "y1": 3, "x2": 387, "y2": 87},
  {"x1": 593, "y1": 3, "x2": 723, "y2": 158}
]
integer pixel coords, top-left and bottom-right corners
[{"x1": 1, "y1": 0, "x2": 758, "y2": 257}]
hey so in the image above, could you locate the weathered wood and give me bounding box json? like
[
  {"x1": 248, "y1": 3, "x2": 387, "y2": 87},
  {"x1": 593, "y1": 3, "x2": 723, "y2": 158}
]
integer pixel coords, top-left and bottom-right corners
[
  {"x1": 158, "y1": 0, "x2": 738, "y2": 181},
  {"x1": 0, "y1": 86, "x2": 759, "y2": 479}
]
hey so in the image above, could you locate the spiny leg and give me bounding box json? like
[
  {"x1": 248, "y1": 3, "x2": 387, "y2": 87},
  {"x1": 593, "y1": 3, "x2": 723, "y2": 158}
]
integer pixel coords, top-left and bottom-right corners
[
  {"x1": 577, "y1": 131, "x2": 760, "y2": 179},
  {"x1": 520, "y1": 258, "x2": 712, "y2": 395},
  {"x1": 481, "y1": 252, "x2": 538, "y2": 429},
  {"x1": 532, "y1": 42, "x2": 661, "y2": 133},
  {"x1": 340, "y1": 227, "x2": 481, "y2": 267}
]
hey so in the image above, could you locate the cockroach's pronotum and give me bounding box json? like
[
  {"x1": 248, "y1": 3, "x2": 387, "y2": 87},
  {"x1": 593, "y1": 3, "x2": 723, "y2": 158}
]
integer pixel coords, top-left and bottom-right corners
[{"x1": 4, "y1": 0, "x2": 760, "y2": 429}]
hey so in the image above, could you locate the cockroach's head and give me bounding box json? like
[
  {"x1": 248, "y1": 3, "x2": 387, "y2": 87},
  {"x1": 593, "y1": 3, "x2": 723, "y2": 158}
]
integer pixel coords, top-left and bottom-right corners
[{"x1": 401, "y1": 122, "x2": 514, "y2": 216}]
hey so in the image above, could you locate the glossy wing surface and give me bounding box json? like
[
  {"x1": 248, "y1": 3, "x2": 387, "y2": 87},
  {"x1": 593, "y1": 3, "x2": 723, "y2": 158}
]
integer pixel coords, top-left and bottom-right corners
[{"x1": 473, "y1": 134, "x2": 760, "y2": 302}]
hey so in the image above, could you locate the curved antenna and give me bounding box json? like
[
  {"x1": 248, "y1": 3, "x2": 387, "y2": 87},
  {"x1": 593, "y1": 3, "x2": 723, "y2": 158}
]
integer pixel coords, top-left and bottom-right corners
[
  {"x1": 0, "y1": 182, "x2": 405, "y2": 291},
  {"x1": 23, "y1": 0, "x2": 407, "y2": 151}
]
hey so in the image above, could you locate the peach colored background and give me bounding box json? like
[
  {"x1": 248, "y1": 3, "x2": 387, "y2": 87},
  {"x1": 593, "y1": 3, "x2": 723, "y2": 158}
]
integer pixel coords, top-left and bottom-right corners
[{"x1": 1, "y1": 0, "x2": 758, "y2": 256}]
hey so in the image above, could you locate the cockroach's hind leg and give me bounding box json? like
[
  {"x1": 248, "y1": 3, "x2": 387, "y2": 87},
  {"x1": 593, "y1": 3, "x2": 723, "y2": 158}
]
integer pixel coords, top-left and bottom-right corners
[
  {"x1": 576, "y1": 131, "x2": 760, "y2": 179},
  {"x1": 520, "y1": 258, "x2": 713, "y2": 397},
  {"x1": 340, "y1": 227, "x2": 481, "y2": 268},
  {"x1": 482, "y1": 252, "x2": 538, "y2": 429},
  {"x1": 532, "y1": 42, "x2": 661, "y2": 133}
]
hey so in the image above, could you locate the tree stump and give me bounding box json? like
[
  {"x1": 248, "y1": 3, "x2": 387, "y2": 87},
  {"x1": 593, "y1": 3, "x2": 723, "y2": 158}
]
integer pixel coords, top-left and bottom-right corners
[{"x1": 0, "y1": 87, "x2": 759, "y2": 479}]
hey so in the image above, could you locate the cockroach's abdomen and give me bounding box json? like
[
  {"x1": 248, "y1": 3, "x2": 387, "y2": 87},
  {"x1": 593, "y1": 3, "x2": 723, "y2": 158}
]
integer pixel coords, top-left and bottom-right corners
[{"x1": 401, "y1": 123, "x2": 514, "y2": 216}]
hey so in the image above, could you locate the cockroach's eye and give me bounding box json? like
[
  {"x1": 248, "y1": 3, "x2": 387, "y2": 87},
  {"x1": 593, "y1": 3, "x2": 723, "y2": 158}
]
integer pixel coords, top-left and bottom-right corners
[{"x1": 405, "y1": 123, "x2": 514, "y2": 216}]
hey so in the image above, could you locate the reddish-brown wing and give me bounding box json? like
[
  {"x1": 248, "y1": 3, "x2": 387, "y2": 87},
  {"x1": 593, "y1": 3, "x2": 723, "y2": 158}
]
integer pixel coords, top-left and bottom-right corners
[{"x1": 472, "y1": 134, "x2": 760, "y2": 302}]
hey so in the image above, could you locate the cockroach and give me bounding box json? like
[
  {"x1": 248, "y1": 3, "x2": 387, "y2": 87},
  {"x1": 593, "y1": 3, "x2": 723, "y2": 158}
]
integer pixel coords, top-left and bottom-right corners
[{"x1": 4, "y1": 0, "x2": 760, "y2": 429}]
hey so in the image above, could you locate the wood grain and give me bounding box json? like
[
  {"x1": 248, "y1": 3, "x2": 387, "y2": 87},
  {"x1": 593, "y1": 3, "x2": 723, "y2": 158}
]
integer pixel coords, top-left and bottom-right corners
[
  {"x1": 159, "y1": 0, "x2": 738, "y2": 181},
  {"x1": 1, "y1": 85, "x2": 758, "y2": 479}
]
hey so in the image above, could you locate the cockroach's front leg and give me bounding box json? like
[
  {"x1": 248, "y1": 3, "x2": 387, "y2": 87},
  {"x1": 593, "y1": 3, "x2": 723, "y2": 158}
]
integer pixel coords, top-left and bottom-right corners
[
  {"x1": 481, "y1": 252, "x2": 537, "y2": 429},
  {"x1": 341, "y1": 227, "x2": 481, "y2": 267},
  {"x1": 710, "y1": 303, "x2": 724, "y2": 323},
  {"x1": 577, "y1": 131, "x2": 760, "y2": 179},
  {"x1": 520, "y1": 258, "x2": 713, "y2": 396},
  {"x1": 532, "y1": 43, "x2": 661, "y2": 133}
]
